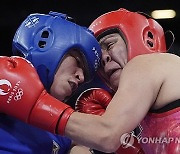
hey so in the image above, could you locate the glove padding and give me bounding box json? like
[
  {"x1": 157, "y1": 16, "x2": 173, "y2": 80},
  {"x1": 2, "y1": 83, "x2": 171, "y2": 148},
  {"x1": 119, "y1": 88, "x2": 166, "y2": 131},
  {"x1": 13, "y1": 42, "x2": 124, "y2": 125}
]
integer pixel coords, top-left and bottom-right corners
[
  {"x1": 75, "y1": 88, "x2": 112, "y2": 115},
  {"x1": 0, "y1": 56, "x2": 74, "y2": 135},
  {"x1": 75, "y1": 88, "x2": 145, "y2": 154}
]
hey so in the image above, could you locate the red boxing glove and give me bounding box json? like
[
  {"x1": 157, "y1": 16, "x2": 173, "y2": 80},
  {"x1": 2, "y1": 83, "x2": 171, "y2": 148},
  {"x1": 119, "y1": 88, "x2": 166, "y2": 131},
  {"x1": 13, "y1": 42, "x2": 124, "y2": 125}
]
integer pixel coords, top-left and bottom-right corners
[
  {"x1": 75, "y1": 88, "x2": 112, "y2": 116},
  {"x1": 75, "y1": 88, "x2": 144, "y2": 154},
  {"x1": 0, "y1": 56, "x2": 74, "y2": 135}
]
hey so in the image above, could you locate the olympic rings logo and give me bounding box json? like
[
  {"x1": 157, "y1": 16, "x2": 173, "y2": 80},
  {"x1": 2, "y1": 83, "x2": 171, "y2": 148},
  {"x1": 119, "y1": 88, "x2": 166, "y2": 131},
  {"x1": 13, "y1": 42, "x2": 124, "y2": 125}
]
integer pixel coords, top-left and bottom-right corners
[{"x1": 14, "y1": 88, "x2": 23, "y2": 101}]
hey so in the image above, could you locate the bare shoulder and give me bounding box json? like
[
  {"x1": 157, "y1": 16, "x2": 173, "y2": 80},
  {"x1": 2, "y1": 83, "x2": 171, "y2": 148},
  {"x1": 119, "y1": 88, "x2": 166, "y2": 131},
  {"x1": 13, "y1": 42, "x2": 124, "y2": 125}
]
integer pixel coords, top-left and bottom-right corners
[
  {"x1": 129, "y1": 53, "x2": 180, "y2": 64},
  {"x1": 119, "y1": 52, "x2": 180, "y2": 94},
  {"x1": 125, "y1": 53, "x2": 180, "y2": 73},
  {"x1": 122, "y1": 53, "x2": 180, "y2": 108}
]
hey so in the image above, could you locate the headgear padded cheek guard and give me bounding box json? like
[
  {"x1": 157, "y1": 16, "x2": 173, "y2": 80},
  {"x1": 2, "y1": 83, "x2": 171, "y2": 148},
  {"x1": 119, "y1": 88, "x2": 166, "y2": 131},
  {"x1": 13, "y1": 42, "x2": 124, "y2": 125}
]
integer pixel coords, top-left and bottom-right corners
[
  {"x1": 89, "y1": 8, "x2": 167, "y2": 61},
  {"x1": 12, "y1": 11, "x2": 101, "y2": 90}
]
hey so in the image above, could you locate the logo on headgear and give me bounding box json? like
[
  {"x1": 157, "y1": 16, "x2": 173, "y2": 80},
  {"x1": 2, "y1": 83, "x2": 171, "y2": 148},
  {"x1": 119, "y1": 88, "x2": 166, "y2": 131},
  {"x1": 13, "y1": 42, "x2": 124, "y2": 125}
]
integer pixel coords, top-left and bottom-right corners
[
  {"x1": 92, "y1": 47, "x2": 100, "y2": 71},
  {"x1": 0, "y1": 79, "x2": 12, "y2": 96},
  {"x1": 120, "y1": 133, "x2": 135, "y2": 148},
  {"x1": 90, "y1": 21, "x2": 102, "y2": 30},
  {"x1": 25, "y1": 16, "x2": 39, "y2": 28}
]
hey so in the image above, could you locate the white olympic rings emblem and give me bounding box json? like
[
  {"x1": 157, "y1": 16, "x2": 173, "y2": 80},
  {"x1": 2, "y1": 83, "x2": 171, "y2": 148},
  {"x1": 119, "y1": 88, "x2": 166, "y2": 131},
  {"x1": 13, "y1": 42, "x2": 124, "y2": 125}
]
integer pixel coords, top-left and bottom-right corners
[{"x1": 14, "y1": 88, "x2": 23, "y2": 101}]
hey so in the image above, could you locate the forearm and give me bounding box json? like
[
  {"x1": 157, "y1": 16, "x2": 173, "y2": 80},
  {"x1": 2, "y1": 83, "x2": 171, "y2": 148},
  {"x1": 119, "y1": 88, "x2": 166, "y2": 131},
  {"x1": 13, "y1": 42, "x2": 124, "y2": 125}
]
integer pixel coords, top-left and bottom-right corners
[{"x1": 65, "y1": 112, "x2": 120, "y2": 152}]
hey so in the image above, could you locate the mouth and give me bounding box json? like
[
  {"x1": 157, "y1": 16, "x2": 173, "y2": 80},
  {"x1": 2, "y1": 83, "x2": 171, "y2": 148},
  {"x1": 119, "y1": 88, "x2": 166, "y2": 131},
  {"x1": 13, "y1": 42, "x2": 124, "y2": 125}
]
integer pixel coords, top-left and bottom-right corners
[
  {"x1": 107, "y1": 68, "x2": 120, "y2": 78},
  {"x1": 68, "y1": 81, "x2": 78, "y2": 93},
  {"x1": 108, "y1": 68, "x2": 121, "y2": 83}
]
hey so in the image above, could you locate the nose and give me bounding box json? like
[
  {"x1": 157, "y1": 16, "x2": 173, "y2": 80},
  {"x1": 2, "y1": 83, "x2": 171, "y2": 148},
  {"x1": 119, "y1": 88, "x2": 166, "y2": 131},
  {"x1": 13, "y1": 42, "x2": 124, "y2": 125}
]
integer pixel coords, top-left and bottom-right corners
[
  {"x1": 101, "y1": 50, "x2": 111, "y2": 67},
  {"x1": 75, "y1": 68, "x2": 85, "y2": 84}
]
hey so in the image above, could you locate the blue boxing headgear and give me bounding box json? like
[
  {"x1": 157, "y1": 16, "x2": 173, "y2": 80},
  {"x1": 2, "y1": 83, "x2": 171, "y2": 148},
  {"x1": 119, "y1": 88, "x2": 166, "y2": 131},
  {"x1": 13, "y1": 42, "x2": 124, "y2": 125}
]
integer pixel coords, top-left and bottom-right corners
[{"x1": 12, "y1": 11, "x2": 101, "y2": 91}]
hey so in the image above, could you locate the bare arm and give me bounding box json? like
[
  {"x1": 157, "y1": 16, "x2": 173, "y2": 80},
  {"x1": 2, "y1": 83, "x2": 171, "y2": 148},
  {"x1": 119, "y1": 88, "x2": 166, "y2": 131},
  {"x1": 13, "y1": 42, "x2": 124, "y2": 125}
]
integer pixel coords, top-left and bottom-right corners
[
  {"x1": 68, "y1": 145, "x2": 92, "y2": 154},
  {"x1": 65, "y1": 53, "x2": 180, "y2": 152}
]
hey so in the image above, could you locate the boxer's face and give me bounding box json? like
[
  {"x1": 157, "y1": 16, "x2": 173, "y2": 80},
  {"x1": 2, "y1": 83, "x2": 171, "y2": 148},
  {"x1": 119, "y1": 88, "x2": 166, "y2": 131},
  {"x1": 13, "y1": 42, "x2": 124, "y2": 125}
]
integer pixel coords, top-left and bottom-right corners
[
  {"x1": 50, "y1": 49, "x2": 85, "y2": 101},
  {"x1": 98, "y1": 33, "x2": 128, "y2": 90}
]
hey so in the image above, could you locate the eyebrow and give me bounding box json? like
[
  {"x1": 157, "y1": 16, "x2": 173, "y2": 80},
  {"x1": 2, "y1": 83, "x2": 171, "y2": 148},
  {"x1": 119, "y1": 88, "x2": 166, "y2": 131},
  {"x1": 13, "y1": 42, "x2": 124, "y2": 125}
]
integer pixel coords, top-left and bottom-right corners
[{"x1": 99, "y1": 34, "x2": 118, "y2": 44}]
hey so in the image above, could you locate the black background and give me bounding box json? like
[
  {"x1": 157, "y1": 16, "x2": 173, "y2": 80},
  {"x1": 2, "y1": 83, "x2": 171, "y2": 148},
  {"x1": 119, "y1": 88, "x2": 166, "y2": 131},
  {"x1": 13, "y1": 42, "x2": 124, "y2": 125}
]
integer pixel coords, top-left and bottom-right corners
[{"x1": 0, "y1": 0, "x2": 180, "y2": 56}]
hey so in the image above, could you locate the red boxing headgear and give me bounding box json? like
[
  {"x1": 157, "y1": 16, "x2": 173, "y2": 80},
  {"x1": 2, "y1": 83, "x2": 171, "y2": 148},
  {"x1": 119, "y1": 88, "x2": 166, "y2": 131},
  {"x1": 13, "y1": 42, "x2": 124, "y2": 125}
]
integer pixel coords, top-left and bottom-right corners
[{"x1": 89, "y1": 8, "x2": 167, "y2": 61}]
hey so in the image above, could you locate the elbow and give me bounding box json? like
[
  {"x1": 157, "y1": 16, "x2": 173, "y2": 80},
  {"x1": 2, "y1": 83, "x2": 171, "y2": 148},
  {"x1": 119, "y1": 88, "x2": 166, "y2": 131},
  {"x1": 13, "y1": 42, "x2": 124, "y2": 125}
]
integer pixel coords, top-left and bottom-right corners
[
  {"x1": 95, "y1": 129, "x2": 121, "y2": 153},
  {"x1": 100, "y1": 142, "x2": 120, "y2": 153}
]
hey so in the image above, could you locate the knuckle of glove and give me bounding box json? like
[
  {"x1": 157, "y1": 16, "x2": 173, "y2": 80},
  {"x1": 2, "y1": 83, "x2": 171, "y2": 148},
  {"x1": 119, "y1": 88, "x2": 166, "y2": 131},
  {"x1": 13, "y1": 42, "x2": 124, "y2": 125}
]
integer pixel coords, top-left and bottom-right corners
[{"x1": 94, "y1": 89, "x2": 112, "y2": 108}]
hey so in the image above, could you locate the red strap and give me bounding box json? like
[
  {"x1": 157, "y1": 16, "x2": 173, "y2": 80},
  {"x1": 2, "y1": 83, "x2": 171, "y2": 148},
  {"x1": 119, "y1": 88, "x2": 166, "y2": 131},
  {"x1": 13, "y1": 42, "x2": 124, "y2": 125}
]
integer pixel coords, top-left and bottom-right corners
[{"x1": 58, "y1": 107, "x2": 74, "y2": 135}]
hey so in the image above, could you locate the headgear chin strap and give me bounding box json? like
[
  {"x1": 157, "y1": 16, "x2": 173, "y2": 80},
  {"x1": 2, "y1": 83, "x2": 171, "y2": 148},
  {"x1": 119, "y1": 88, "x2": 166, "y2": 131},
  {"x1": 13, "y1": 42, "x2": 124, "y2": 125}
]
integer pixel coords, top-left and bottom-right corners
[
  {"x1": 13, "y1": 11, "x2": 101, "y2": 91},
  {"x1": 89, "y1": 8, "x2": 168, "y2": 61}
]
